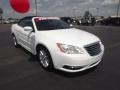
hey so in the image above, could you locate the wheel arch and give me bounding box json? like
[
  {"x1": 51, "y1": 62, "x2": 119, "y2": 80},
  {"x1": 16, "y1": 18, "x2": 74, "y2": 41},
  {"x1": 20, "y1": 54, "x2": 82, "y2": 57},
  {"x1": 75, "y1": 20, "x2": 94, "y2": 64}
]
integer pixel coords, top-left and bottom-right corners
[
  {"x1": 36, "y1": 43, "x2": 52, "y2": 57},
  {"x1": 11, "y1": 32, "x2": 15, "y2": 36},
  {"x1": 36, "y1": 43, "x2": 55, "y2": 68}
]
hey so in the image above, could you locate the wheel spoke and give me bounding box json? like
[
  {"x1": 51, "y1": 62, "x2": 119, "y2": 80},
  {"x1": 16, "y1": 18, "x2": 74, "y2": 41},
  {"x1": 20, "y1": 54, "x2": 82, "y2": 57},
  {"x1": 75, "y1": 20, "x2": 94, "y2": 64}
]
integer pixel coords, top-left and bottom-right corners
[{"x1": 39, "y1": 50, "x2": 49, "y2": 68}]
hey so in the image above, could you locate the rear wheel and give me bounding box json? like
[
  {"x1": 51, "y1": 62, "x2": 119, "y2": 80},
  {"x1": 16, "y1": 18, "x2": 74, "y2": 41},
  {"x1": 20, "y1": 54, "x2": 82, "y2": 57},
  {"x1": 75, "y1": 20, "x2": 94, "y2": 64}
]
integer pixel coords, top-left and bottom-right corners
[
  {"x1": 37, "y1": 46, "x2": 53, "y2": 70},
  {"x1": 12, "y1": 35, "x2": 19, "y2": 47}
]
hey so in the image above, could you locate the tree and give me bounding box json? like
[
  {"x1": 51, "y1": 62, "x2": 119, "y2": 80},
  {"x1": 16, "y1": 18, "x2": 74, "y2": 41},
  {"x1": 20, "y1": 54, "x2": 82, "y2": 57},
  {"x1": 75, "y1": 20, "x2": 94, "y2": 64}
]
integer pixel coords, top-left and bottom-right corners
[
  {"x1": 82, "y1": 11, "x2": 95, "y2": 26},
  {"x1": 0, "y1": 8, "x2": 3, "y2": 23},
  {"x1": 83, "y1": 11, "x2": 92, "y2": 19}
]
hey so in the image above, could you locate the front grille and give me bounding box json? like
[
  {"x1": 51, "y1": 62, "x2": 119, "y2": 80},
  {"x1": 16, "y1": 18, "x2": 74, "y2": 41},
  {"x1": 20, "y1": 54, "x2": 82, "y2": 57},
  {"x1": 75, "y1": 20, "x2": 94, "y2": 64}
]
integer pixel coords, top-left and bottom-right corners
[{"x1": 84, "y1": 42, "x2": 101, "y2": 56}]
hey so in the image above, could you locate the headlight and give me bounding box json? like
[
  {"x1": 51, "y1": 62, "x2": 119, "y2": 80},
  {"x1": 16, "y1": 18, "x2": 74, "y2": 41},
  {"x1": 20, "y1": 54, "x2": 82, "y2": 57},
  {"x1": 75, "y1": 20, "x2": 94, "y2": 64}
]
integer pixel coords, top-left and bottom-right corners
[{"x1": 57, "y1": 43, "x2": 84, "y2": 54}]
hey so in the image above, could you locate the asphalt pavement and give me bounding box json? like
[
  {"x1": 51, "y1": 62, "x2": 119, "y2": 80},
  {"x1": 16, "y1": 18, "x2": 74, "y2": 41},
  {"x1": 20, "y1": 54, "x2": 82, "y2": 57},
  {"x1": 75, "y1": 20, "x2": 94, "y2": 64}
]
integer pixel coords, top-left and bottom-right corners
[{"x1": 0, "y1": 24, "x2": 120, "y2": 90}]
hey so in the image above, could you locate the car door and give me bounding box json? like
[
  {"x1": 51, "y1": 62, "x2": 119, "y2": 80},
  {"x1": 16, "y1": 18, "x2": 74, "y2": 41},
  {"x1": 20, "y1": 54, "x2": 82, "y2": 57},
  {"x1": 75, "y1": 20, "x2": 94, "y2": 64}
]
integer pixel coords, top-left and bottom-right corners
[
  {"x1": 23, "y1": 19, "x2": 35, "y2": 52},
  {"x1": 19, "y1": 19, "x2": 35, "y2": 52},
  {"x1": 15, "y1": 20, "x2": 26, "y2": 46}
]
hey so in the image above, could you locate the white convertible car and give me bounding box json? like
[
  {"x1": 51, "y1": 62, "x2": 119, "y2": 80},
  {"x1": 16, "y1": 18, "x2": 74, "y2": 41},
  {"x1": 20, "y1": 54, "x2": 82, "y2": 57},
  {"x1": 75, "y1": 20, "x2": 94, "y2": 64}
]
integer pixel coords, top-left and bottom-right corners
[{"x1": 11, "y1": 16, "x2": 104, "y2": 72}]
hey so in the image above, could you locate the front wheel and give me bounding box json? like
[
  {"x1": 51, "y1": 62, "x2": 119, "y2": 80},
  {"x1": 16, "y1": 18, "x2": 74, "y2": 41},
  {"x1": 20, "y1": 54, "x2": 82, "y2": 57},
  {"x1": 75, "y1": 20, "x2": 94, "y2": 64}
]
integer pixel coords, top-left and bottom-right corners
[{"x1": 37, "y1": 47, "x2": 53, "y2": 70}]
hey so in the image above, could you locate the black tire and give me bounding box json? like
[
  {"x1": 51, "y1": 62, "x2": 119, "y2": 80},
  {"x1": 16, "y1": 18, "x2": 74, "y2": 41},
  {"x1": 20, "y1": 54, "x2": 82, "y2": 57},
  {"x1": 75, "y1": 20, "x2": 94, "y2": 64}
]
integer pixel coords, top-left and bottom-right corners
[
  {"x1": 12, "y1": 34, "x2": 19, "y2": 47},
  {"x1": 37, "y1": 46, "x2": 53, "y2": 71}
]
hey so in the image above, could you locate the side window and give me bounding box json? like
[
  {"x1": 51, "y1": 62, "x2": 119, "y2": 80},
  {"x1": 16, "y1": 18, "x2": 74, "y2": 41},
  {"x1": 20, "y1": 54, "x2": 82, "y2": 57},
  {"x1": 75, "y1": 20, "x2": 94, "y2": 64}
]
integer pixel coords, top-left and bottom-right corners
[
  {"x1": 18, "y1": 20, "x2": 25, "y2": 27},
  {"x1": 18, "y1": 18, "x2": 34, "y2": 31},
  {"x1": 25, "y1": 20, "x2": 33, "y2": 28},
  {"x1": 25, "y1": 20, "x2": 34, "y2": 31}
]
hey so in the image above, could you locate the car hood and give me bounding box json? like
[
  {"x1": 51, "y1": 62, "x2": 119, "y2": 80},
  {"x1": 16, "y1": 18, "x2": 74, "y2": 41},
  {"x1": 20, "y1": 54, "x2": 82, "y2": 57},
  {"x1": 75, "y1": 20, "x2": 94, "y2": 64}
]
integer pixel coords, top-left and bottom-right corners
[{"x1": 37, "y1": 28, "x2": 100, "y2": 46}]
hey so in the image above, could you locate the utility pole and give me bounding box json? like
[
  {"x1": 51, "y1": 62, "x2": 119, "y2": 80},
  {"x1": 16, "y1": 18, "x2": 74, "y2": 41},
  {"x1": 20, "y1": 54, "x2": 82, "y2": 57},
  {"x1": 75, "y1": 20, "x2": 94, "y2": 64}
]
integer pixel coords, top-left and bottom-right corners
[
  {"x1": 117, "y1": 0, "x2": 120, "y2": 17},
  {"x1": 35, "y1": 0, "x2": 37, "y2": 16},
  {"x1": 0, "y1": 15, "x2": 2, "y2": 24},
  {"x1": 96, "y1": 8, "x2": 99, "y2": 16},
  {"x1": 72, "y1": 7, "x2": 77, "y2": 18}
]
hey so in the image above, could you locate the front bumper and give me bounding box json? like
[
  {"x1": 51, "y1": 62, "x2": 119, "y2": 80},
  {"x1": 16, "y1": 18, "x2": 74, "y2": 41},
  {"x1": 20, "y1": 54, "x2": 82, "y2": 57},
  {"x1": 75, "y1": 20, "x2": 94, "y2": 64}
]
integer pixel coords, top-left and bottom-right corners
[{"x1": 52, "y1": 44, "x2": 104, "y2": 73}]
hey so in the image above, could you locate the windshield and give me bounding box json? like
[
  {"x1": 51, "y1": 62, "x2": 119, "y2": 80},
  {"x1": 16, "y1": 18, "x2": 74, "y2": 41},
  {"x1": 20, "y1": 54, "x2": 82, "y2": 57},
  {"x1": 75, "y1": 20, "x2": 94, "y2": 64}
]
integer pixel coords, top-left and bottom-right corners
[{"x1": 34, "y1": 19, "x2": 70, "y2": 31}]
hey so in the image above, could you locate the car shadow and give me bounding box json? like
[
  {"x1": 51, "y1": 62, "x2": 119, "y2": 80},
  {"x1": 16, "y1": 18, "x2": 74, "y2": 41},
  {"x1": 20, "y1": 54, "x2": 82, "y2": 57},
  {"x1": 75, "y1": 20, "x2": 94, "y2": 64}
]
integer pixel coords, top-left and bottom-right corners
[
  {"x1": 17, "y1": 45, "x2": 39, "y2": 62},
  {"x1": 51, "y1": 66, "x2": 98, "y2": 78}
]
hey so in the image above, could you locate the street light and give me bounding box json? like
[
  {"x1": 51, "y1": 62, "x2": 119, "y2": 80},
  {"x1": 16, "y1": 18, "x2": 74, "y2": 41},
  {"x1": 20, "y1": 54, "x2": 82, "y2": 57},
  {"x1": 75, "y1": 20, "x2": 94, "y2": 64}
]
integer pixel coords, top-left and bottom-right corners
[
  {"x1": 35, "y1": 0, "x2": 37, "y2": 16},
  {"x1": 117, "y1": 0, "x2": 120, "y2": 17}
]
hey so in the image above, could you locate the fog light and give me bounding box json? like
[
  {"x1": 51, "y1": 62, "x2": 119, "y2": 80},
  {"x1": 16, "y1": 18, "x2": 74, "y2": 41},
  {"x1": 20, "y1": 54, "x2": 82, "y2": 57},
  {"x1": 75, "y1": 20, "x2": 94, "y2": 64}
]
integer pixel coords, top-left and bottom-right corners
[{"x1": 63, "y1": 65, "x2": 84, "y2": 70}]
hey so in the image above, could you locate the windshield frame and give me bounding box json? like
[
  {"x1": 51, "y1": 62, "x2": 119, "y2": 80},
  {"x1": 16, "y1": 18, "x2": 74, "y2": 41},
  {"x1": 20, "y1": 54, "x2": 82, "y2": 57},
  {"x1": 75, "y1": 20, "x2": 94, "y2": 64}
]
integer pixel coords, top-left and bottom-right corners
[{"x1": 33, "y1": 17, "x2": 71, "y2": 31}]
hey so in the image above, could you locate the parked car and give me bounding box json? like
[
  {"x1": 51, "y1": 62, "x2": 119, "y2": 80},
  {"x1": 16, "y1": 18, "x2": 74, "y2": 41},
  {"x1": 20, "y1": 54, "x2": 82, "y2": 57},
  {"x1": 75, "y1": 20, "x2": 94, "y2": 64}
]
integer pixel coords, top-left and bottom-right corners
[
  {"x1": 60, "y1": 17, "x2": 73, "y2": 25},
  {"x1": 81, "y1": 17, "x2": 96, "y2": 26},
  {"x1": 96, "y1": 16, "x2": 120, "y2": 26},
  {"x1": 72, "y1": 18, "x2": 81, "y2": 25},
  {"x1": 11, "y1": 16, "x2": 104, "y2": 73},
  {"x1": 3, "y1": 20, "x2": 10, "y2": 24},
  {"x1": 60, "y1": 17, "x2": 80, "y2": 26}
]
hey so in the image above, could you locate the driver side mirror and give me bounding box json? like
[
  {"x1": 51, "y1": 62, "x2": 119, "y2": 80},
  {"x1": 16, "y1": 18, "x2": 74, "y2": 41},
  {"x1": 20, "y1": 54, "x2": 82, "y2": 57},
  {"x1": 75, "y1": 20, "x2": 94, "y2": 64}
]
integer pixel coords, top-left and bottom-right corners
[{"x1": 24, "y1": 26, "x2": 33, "y2": 32}]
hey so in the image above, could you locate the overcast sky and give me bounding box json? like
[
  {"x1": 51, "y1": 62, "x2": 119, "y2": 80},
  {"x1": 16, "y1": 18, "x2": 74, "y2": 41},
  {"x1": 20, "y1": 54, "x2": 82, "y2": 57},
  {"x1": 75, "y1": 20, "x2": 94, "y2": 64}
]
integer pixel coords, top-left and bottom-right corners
[{"x1": 0, "y1": 0, "x2": 120, "y2": 19}]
